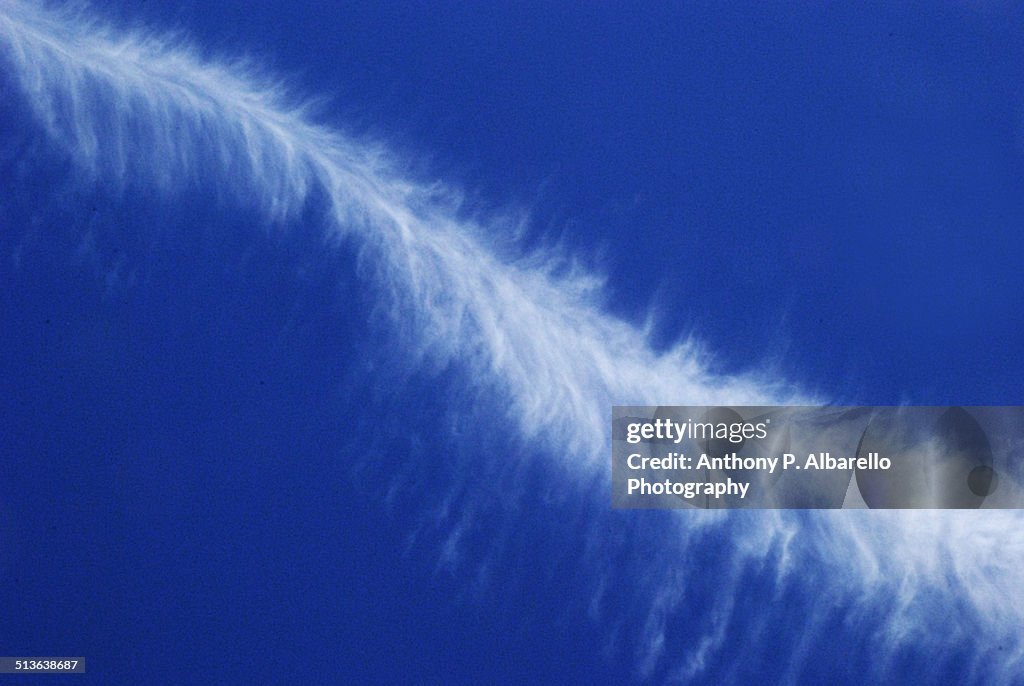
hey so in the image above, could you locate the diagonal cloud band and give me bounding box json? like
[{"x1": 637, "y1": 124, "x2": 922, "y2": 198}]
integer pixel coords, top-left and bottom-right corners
[{"x1": 1, "y1": 1, "x2": 1022, "y2": 682}]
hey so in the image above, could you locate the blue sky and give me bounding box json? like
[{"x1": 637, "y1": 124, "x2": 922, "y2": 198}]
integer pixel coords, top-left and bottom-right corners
[{"x1": 1, "y1": 1, "x2": 1023, "y2": 684}]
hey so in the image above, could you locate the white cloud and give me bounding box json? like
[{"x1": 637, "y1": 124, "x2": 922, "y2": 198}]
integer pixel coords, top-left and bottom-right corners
[{"x1": 1, "y1": 2, "x2": 1021, "y2": 681}]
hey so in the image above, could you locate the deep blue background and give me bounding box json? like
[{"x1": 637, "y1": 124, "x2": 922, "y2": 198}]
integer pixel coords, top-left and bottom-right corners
[{"x1": 1, "y1": 1, "x2": 1023, "y2": 683}]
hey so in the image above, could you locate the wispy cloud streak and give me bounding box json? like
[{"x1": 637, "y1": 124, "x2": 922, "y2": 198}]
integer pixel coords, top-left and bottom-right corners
[
  {"x1": 1, "y1": 2, "x2": 1022, "y2": 682},
  {"x1": 0, "y1": 0, "x2": 795, "y2": 458}
]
